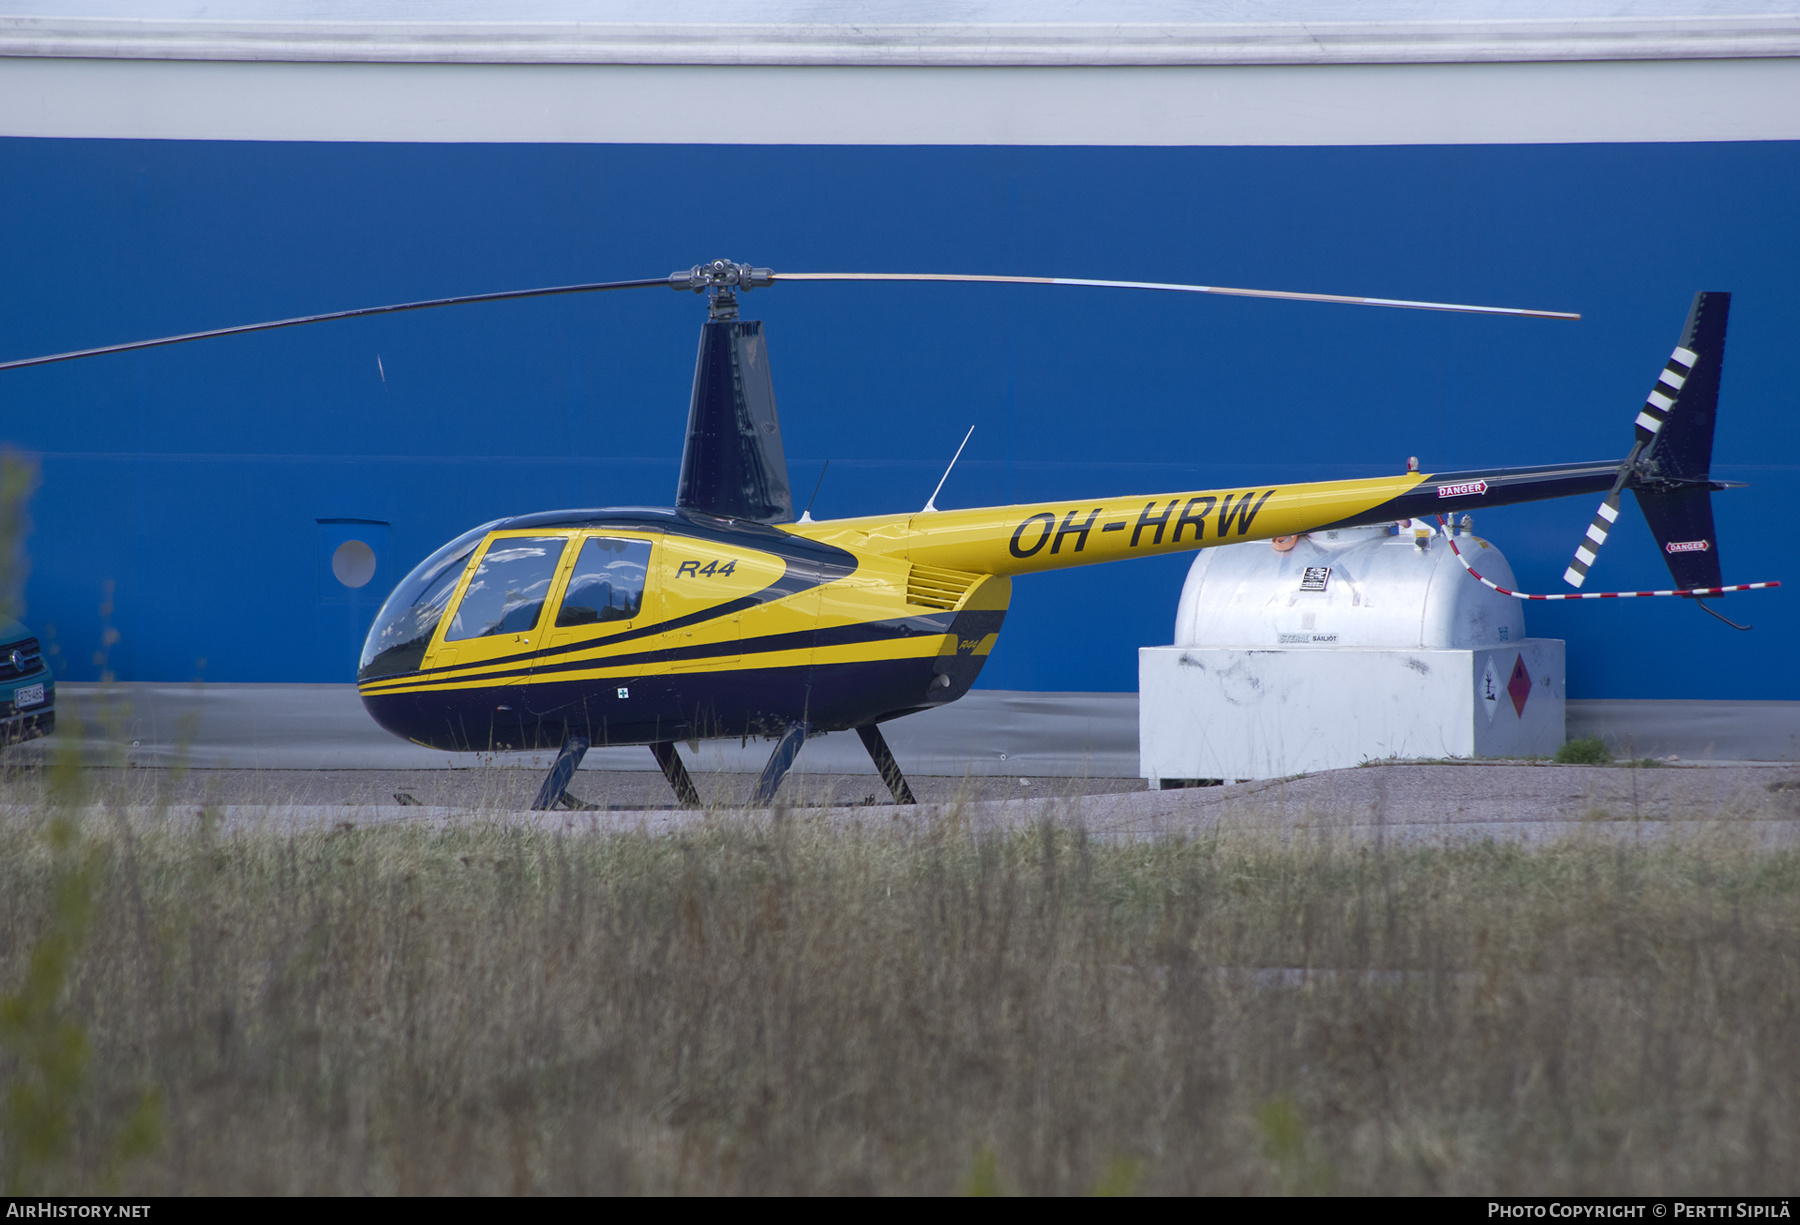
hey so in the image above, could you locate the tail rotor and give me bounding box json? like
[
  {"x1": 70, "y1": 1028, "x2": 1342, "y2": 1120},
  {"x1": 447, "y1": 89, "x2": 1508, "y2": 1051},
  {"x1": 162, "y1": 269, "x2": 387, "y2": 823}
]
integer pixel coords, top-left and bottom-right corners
[
  {"x1": 1511, "y1": 290, "x2": 1777, "y2": 622},
  {"x1": 1561, "y1": 294, "x2": 1730, "y2": 591}
]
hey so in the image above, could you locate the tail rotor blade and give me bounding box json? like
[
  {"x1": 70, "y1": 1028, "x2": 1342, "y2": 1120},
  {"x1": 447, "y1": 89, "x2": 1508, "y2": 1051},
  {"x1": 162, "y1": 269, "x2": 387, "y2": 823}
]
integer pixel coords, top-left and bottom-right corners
[
  {"x1": 1633, "y1": 344, "x2": 1699, "y2": 442},
  {"x1": 1563, "y1": 492, "x2": 1624, "y2": 588}
]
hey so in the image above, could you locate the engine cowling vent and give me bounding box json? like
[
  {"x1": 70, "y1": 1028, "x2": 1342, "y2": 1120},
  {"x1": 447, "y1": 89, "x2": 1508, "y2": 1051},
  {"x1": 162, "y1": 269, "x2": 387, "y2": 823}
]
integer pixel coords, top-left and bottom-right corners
[{"x1": 906, "y1": 564, "x2": 979, "y2": 610}]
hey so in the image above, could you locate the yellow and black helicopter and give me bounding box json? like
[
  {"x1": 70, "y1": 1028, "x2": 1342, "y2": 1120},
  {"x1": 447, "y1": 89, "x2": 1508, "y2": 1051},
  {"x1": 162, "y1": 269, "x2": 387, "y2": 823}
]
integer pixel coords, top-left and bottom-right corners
[{"x1": 2, "y1": 261, "x2": 1778, "y2": 809}]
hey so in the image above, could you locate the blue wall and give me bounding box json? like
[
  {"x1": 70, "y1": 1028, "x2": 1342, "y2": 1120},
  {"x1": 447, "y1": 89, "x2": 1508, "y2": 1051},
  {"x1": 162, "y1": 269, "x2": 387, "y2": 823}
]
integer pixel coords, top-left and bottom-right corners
[{"x1": 2, "y1": 138, "x2": 1795, "y2": 696}]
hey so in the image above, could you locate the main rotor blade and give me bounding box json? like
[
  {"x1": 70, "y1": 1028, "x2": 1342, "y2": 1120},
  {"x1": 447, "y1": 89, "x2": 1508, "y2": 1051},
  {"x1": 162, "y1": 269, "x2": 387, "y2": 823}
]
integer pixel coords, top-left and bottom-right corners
[
  {"x1": 1, "y1": 261, "x2": 1577, "y2": 374},
  {"x1": 773, "y1": 272, "x2": 1580, "y2": 320},
  {"x1": 0, "y1": 276, "x2": 670, "y2": 372}
]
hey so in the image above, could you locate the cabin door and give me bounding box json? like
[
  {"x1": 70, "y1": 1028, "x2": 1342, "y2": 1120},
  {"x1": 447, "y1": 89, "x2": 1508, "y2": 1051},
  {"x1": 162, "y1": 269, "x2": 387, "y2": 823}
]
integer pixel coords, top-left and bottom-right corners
[{"x1": 523, "y1": 532, "x2": 661, "y2": 739}]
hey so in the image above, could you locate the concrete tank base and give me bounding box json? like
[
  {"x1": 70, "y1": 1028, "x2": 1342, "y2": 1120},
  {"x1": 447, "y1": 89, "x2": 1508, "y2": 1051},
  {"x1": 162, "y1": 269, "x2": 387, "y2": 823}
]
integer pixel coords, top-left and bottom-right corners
[{"x1": 1139, "y1": 640, "x2": 1566, "y2": 785}]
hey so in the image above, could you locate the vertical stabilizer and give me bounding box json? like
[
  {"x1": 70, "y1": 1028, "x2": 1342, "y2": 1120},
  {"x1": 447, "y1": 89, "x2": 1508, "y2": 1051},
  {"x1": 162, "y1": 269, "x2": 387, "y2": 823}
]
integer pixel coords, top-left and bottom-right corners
[
  {"x1": 1640, "y1": 291, "x2": 1728, "y2": 484},
  {"x1": 1631, "y1": 291, "x2": 1729, "y2": 591}
]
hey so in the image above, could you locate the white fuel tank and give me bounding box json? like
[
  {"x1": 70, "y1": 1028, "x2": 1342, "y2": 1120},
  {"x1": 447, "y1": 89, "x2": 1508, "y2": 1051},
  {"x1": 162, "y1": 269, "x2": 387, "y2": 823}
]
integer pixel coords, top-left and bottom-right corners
[
  {"x1": 1142, "y1": 520, "x2": 1565, "y2": 783},
  {"x1": 1174, "y1": 521, "x2": 1526, "y2": 650}
]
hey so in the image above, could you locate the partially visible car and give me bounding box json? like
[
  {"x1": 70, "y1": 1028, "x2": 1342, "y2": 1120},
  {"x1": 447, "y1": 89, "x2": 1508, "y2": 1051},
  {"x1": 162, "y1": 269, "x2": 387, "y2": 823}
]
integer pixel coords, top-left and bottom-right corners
[{"x1": 0, "y1": 619, "x2": 53, "y2": 743}]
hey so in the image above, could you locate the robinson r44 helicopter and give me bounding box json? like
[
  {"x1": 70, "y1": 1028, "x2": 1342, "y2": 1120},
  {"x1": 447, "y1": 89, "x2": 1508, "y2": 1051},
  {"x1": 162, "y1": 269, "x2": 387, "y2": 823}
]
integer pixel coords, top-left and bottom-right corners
[{"x1": 2, "y1": 262, "x2": 1778, "y2": 809}]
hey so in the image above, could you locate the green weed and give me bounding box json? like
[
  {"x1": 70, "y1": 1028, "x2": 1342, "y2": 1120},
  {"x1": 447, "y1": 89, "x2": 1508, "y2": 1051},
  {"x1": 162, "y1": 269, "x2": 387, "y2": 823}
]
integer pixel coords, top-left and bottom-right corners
[{"x1": 1555, "y1": 737, "x2": 1614, "y2": 765}]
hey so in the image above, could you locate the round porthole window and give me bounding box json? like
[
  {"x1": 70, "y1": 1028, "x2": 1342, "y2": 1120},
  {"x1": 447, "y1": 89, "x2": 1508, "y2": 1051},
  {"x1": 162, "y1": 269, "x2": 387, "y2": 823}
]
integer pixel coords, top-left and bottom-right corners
[{"x1": 332, "y1": 539, "x2": 377, "y2": 589}]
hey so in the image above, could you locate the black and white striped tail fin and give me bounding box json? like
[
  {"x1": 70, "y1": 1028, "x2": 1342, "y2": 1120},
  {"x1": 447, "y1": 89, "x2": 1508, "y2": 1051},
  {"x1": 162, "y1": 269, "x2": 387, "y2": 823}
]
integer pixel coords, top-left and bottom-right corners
[
  {"x1": 1633, "y1": 344, "x2": 1698, "y2": 444},
  {"x1": 1562, "y1": 291, "x2": 1729, "y2": 590},
  {"x1": 1563, "y1": 492, "x2": 1621, "y2": 588}
]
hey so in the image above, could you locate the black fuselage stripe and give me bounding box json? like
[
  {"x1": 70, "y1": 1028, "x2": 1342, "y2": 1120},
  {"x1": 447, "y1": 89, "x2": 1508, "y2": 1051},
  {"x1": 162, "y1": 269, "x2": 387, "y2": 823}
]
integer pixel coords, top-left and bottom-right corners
[
  {"x1": 515, "y1": 612, "x2": 971, "y2": 681},
  {"x1": 372, "y1": 609, "x2": 975, "y2": 690}
]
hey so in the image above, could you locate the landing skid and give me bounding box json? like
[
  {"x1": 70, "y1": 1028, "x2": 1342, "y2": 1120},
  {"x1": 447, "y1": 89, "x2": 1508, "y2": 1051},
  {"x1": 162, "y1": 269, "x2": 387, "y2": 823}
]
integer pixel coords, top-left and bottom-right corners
[
  {"x1": 857, "y1": 724, "x2": 917, "y2": 805},
  {"x1": 650, "y1": 740, "x2": 702, "y2": 808},
  {"x1": 543, "y1": 724, "x2": 920, "y2": 811},
  {"x1": 753, "y1": 723, "x2": 810, "y2": 804},
  {"x1": 530, "y1": 735, "x2": 600, "y2": 811}
]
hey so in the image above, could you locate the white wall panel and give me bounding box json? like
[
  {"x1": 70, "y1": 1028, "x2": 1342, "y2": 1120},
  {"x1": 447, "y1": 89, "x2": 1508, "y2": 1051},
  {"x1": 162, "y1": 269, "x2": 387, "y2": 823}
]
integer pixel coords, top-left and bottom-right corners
[{"x1": 3, "y1": 55, "x2": 1798, "y2": 145}]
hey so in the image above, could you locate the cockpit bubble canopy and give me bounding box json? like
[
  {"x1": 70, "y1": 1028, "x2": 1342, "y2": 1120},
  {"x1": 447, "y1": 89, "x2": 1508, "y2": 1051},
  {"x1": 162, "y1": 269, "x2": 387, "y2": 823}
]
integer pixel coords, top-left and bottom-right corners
[{"x1": 357, "y1": 520, "x2": 500, "y2": 681}]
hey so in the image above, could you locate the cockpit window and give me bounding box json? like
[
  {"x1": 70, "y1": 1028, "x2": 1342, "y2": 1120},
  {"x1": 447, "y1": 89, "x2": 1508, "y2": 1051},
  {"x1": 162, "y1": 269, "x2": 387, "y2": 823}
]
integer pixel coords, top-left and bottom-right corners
[
  {"x1": 357, "y1": 519, "x2": 501, "y2": 681},
  {"x1": 555, "y1": 536, "x2": 652, "y2": 627},
  {"x1": 445, "y1": 536, "x2": 570, "y2": 642}
]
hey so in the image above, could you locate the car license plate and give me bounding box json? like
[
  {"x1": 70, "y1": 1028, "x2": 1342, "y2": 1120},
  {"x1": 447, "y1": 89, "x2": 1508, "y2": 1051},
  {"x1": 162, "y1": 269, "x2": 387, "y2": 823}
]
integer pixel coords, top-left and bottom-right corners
[{"x1": 15, "y1": 683, "x2": 44, "y2": 709}]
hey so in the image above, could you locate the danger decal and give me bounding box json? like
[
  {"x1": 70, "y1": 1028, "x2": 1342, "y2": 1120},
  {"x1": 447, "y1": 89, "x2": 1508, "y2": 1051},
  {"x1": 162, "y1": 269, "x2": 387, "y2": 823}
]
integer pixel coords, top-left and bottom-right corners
[
  {"x1": 1436, "y1": 480, "x2": 1488, "y2": 499},
  {"x1": 1665, "y1": 540, "x2": 1711, "y2": 554}
]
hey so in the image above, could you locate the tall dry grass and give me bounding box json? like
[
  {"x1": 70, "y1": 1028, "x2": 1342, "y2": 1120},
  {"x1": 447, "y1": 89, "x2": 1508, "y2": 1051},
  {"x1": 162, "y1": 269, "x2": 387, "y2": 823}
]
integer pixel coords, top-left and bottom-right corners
[{"x1": 0, "y1": 782, "x2": 1795, "y2": 1194}]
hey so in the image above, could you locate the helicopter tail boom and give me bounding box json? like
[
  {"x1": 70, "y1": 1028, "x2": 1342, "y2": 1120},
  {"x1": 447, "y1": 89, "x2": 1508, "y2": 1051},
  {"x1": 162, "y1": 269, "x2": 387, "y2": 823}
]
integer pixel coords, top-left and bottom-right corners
[
  {"x1": 791, "y1": 461, "x2": 1625, "y2": 577},
  {"x1": 794, "y1": 291, "x2": 1770, "y2": 600}
]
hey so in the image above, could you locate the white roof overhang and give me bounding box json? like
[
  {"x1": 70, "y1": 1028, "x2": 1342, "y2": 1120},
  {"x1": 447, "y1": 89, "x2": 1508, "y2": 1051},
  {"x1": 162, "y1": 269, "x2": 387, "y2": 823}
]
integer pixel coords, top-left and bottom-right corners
[
  {"x1": 4, "y1": 4, "x2": 1794, "y2": 143},
  {"x1": 3, "y1": 4, "x2": 1798, "y2": 65}
]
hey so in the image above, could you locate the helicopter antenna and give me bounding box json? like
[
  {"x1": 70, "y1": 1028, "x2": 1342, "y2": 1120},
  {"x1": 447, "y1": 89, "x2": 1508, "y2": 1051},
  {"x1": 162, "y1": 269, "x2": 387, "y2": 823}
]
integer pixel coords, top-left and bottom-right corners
[
  {"x1": 922, "y1": 426, "x2": 975, "y2": 514},
  {"x1": 799, "y1": 460, "x2": 831, "y2": 523}
]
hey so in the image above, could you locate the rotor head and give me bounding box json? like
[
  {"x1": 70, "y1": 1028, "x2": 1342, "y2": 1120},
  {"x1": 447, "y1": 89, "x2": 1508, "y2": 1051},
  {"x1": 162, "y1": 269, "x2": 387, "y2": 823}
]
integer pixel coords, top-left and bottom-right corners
[{"x1": 670, "y1": 260, "x2": 776, "y2": 321}]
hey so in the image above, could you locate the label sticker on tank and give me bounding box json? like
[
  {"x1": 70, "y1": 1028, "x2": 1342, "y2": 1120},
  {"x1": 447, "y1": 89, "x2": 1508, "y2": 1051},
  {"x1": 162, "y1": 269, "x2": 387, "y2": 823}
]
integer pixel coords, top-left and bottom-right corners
[
  {"x1": 1480, "y1": 657, "x2": 1501, "y2": 722},
  {"x1": 1299, "y1": 567, "x2": 1330, "y2": 592}
]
